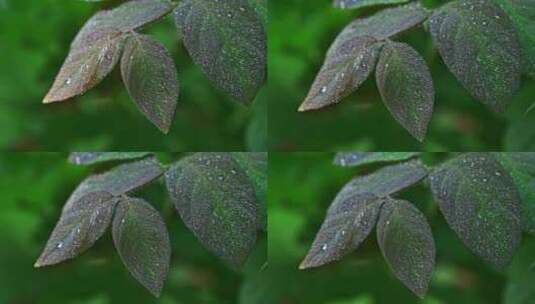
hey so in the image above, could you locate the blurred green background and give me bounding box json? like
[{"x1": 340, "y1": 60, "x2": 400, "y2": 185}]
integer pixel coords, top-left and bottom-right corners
[
  {"x1": 0, "y1": 0, "x2": 267, "y2": 151},
  {"x1": 268, "y1": 0, "x2": 535, "y2": 151},
  {"x1": 265, "y1": 153, "x2": 535, "y2": 304},
  {"x1": 0, "y1": 153, "x2": 266, "y2": 303}
]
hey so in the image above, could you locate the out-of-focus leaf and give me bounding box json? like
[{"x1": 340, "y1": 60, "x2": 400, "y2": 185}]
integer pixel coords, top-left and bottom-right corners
[
  {"x1": 113, "y1": 196, "x2": 171, "y2": 297},
  {"x1": 35, "y1": 191, "x2": 117, "y2": 267},
  {"x1": 64, "y1": 156, "x2": 164, "y2": 212},
  {"x1": 333, "y1": 152, "x2": 420, "y2": 167},
  {"x1": 298, "y1": 36, "x2": 382, "y2": 111},
  {"x1": 68, "y1": 152, "x2": 151, "y2": 165},
  {"x1": 376, "y1": 41, "x2": 434, "y2": 141},
  {"x1": 165, "y1": 152, "x2": 257, "y2": 268},
  {"x1": 338, "y1": 160, "x2": 428, "y2": 198},
  {"x1": 494, "y1": 152, "x2": 535, "y2": 235},
  {"x1": 429, "y1": 0, "x2": 522, "y2": 112},
  {"x1": 376, "y1": 199, "x2": 435, "y2": 298},
  {"x1": 504, "y1": 238, "x2": 535, "y2": 304},
  {"x1": 493, "y1": 0, "x2": 535, "y2": 78},
  {"x1": 300, "y1": 192, "x2": 383, "y2": 269},
  {"x1": 429, "y1": 153, "x2": 523, "y2": 268},
  {"x1": 333, "y1": 0, "x2": 410, "y2": 10},
  {"x1": 231, "y1": 152, "x2": 267, "y2": 231},
  {"x1": 174, "y1": 0, "x2": 267, "y2": 104},
  {"x1": 121, "y1": 34, "x2": 179, "y2": 133}
]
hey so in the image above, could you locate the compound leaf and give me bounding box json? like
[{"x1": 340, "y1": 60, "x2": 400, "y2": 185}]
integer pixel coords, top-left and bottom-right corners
[
  {"x1": 64, "y1": 156, "x2": 164, "y2": 212},
  {"x1": 165, "y1": 153, "x2": 258, "y2": 268},
  {"x1": 121, "y1": 34, "x2": 179, "y2": 133},
  {"x1": 298, "y1": 36, "x2": 382, "y2": 111},
  {"x1": 333, "y1": 152, "x2": 420, "y2": 167},
  {"x1": 376, "y1": 41, "x2": 434, "y2": 141},
  {"x1": 429, "y1": 153, "x2": 523, "y2": 268},
  {"x1": 377, "y1": 199, "x2": 435, "y2": 298},
  {"x1": 174, "y1": 0, "x2": 267, "y2": 104},
  {"x1": 494, "y1": 152, "x2": 535, "y2": 235},
  {"x1": 230, "y1": 152, "x2": 267, "y2": 231},
  {"x1": 300, "y1": 192, "x2": 384, "y2": 269},
  {"x1": 493, "y1": 0, "x2": 535, "y2": 78},
  {"x1": 429, "y1": 0, "x2": 522, "y2": 112},
  {"x1": 113, "y1": 196, "x2": 171, "y2": 297},
  {"x1": 35, "y1": 191, "x2": 117, "y2": 267},
  {"x1": 68, "y1": 152, "x2": 151, "y2": 165},
  {"x1": 333, "y1": 0, "x2": 410, "y2": 10},
  {"x1": 338, "y1": 160, "x2": 428, "y2": 198}
]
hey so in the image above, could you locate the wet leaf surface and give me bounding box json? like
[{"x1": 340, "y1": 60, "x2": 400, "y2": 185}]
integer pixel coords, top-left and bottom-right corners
[
  {"x1": 174, "y1": 0, "x2": 267, "y2": 104},
  {"x1": 231, "y1": 152, "x2": 267, "y2": 231},
  {"x1": 376, "y1": 199, "x2": 435, "y2": 298},
  {"x1": 333, "y1": 152, "x2": 420, "y2": 167},
  {"x1": 68, "y1": 152, "x2": 151, "y2": 165},
  {"x1": 494, "y1": 152, "x2": 535, "y2": 235},
  {"x1": 35, "y1": 191, "x2": 117, "y2": 267},
  {"x1": 300, "y1": 192, "x2": 383, "y2": 269},
  {"x1": 376, "y1": 41, "x2": 434, "y2": 141},
  {"x1": 429, "y1": 153, "x2": 523, "y2": 269},
  {"x1": 429, "y1": 0, "x2": 522, "y2": 112},
  {"x1": 121, "y1": 34, "x2": 179, "y2": 133},
  {"x1": 165, "y1": 152, "x2": 258, "y2": 268},
  {"x1": 113, "y1": 196, "x2": 171, "y2": 297},
  {"x1": 64, "y1": 156, "x2": 164, "y2": 212}
]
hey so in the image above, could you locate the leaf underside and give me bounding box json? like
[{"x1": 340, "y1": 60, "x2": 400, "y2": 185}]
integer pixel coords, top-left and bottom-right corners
[
  {"x1": 121, "y1": 34, "x2": 179, "y2": 133},
  {"x1": 376, "y1": 41, "x2": 434, "y2": 141},
  {"x1": 165, "y1": 152, "x2": 258, "y2": 268},
  {"x1": 68, "y1": 152, "x2": 152, "y2": 165},
  {"x1": 174, "y1": 0, "x2": 267, "y2": 104},
  {"x1": 333, "y1": 152, "x2": 420, "y2": 167},
  {"x1": 429, "y1": 153, "x2": 523, "y2": 269},
  {"x1": 113, "y1": 196, "x2": 171, "y2": 297},
  {"x1": 377, "y1": 199, "x2": 435, "y2": 298},
  {"x1": 429, "y1": 0, "x2": 522, "y2": 112},
  {"x1": 35, "y1": 191, "x2": 117, "y2": 267}
]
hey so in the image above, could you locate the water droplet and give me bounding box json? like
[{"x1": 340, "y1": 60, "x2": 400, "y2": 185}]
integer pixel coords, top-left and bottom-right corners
[{"x1": 321, "y1": 244, "x2": 328, "y2": 251}]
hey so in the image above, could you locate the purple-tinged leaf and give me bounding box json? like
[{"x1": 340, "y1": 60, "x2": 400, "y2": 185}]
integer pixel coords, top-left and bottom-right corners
[
  {"x1": 69, "y1": 152, "x2": 152, "y2": 165},
  {"x1": 35, "y1": 191, "x2": 117, "y2": 267},
  {"x1": 121, "y1": 34, "x2": 179, "y2": 133},
  {"x1": 377, "y1": 199, "x2": 435, "y2": 298},
  {"x1": 113, "y1": 196, "x2": 171, "y2": 297},
  {"x1": 334, "y1": 152, "x2": 420, "y2": 167},
  {"x1": 429, "y1": 153, "x2": 523, "y2": 269}
]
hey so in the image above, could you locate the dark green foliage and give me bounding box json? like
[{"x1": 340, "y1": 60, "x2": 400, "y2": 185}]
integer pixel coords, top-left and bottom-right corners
[
  {"x1": 429, "y1": 0, "x2": 522, "y2": 112},
  {"x1": 333, "y1": 0, "x2": 410, "y2": 10},
  {"x1": 429, "y1": 153, "x2": 523, "y2": 269},
  {"x1": 68, "y1": 152, "x2": 151, "y2": 165},
  {"x1": 376, "y1": 41, "x2": 434, "y2": 141},
  {"x1": 165, "y1": 153, "x2": 259, "y2": 268},
  {"x1": 333, "y1": 152, "x2": 419, "y2": 167},
  {"x1": 113, "y1": 196, "x2": 171, "y2": 297},
  {"x1": 376, "y1": 199, "x2": 435, "y2": 298}
]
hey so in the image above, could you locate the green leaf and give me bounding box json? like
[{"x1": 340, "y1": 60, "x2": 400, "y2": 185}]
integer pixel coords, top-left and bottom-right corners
[
  {"x1": 248, "y1": 0, "x2": 267, "y2": 27},
  {"x1": 334, "y1": 3, "x2": 430, "y2": 41},
  {"x1": 429, "y1": 0, "x2": 522, "y2": 112},
  {"x1": 121, "y1": 34, "x2": 179, "y2": 134},
  {"x1": 300, "y1": 192, "x2": 383, "y2": 269},
  {"x1": 174, "y1": 0, "x2": 267, "y2": 104},
  {"x1": 35, "y1": 191, "x2": 117, "y2": 267},
  {"x1": 68, "y1": 152, "x2": 152, "y2": 165},
  {"x1": 494, "y1": 152, "x2": 535, "y2": 235},
  {"x1": 298, "y1": 36, "x2": 382, "y2": 111},
  {"x1": 64, "y1": 156, "x2": 164, "y2": 212},
  {"x1": 230, "y1": 152, "x2": 267, "y2": 231},
  {"x1": 113, "y1": 196, "x2": 171, "y2": 297},
  {"x1": 429, "y1": 153, "x2": 523, "y2": 268},
  {"x1": 376, "y1": 41, "x2": 434, "y2": 141},
  {"x1": 493, "y1": 0, "x2": 535, "y2": 78},
  {"x1": 504, "y1": 238, "x2": 535, "y2": 304},
  {"x1": 333, "y1": 152, "x2": 420, "y2": 167},
  {"x1": 338, "y1": 160, "x2": 428, "y2": 198},
  {"x1": 376, "y1": 199, "x2": 435, "y2": 298},
  {"x1": 333, "y1": 0, "x2": 410, "y2": 10},
  {"x1": 165, "y1": 152, "x2": 258, "y2": 268}
]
